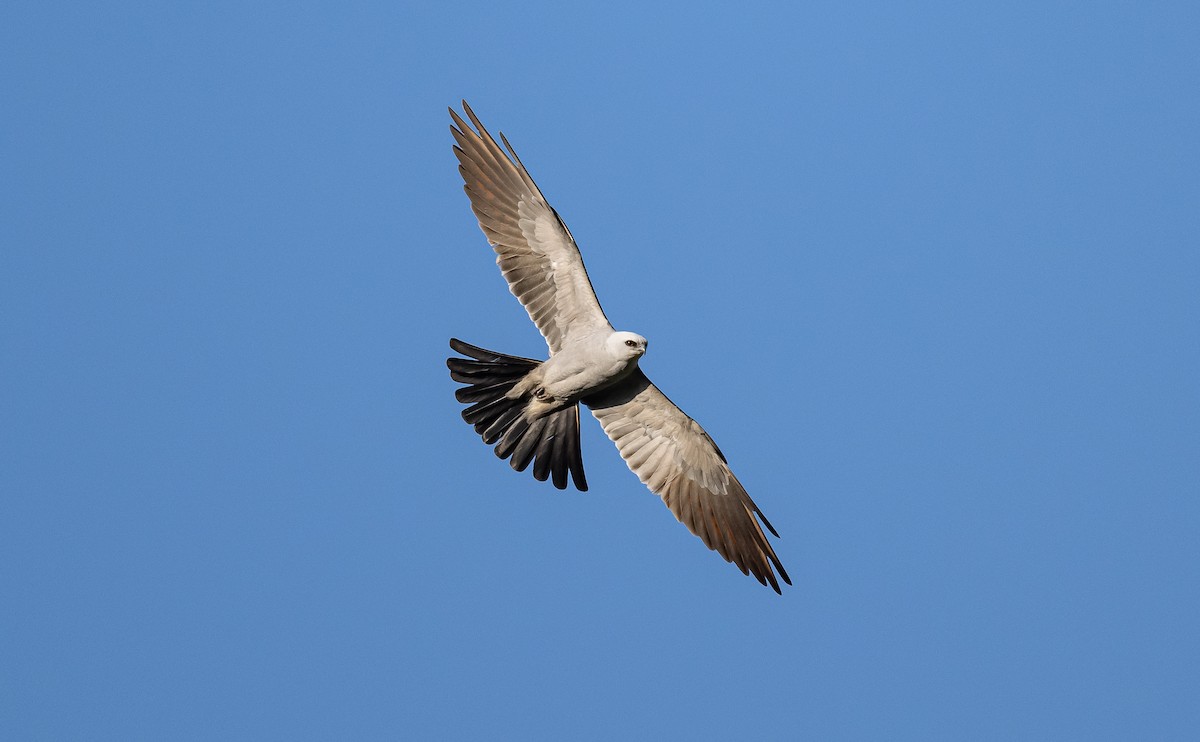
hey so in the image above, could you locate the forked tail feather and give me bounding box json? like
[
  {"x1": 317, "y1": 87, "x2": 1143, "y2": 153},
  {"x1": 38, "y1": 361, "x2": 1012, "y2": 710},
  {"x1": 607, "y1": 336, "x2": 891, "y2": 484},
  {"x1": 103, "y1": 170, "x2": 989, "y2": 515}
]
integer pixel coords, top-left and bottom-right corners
[{"x1": 446, "y1": 338, "x2": 587, "y2": 491}]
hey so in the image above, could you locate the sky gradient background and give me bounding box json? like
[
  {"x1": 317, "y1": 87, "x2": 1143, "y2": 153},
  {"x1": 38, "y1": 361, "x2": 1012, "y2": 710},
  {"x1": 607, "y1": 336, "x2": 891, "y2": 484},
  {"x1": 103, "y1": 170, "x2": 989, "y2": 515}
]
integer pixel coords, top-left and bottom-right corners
[{"x1": 3, "y1": 2, "x2": 1198, "y2": 739}]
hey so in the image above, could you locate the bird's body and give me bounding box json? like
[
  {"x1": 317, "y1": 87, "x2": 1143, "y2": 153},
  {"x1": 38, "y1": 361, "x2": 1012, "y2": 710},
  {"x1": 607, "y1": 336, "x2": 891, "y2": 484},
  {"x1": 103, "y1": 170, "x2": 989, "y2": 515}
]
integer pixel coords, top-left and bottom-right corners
[
  {"x1": 446, "y1": 102, "x2": 791, "y2": 592},
  {"x1": 518, "y1": 331, "x2": 647, "y2": 407}
]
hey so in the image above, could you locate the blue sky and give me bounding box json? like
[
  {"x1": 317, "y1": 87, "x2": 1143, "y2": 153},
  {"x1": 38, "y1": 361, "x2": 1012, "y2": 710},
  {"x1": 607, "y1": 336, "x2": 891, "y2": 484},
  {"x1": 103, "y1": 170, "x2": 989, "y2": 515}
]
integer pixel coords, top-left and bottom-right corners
[{"x1": 2, "y1": 1, "x2": 1198, "y2": 739}]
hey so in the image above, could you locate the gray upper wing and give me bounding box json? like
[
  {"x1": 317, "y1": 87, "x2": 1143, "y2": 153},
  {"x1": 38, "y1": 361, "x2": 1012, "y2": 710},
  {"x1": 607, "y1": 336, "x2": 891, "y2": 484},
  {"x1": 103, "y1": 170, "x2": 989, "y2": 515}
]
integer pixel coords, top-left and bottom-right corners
[
  {"x1": 585, "y1": 370, "x2": 791, "y2": 592},
  {"x1": 450, "y1": 102, "x2": 611, "y2": 353}
]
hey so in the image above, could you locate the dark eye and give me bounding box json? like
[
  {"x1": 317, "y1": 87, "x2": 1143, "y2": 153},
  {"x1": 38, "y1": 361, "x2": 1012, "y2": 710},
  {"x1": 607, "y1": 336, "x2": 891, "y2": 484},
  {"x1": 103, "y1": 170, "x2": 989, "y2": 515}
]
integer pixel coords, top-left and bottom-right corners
[{"x1": 625, "y1": 340, "x2": 637, "y2": 348}]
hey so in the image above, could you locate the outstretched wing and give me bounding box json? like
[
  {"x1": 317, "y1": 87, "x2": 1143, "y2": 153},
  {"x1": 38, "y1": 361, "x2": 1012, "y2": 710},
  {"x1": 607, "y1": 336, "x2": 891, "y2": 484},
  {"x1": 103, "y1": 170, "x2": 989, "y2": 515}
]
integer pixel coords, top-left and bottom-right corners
[
  {"x1": 584, "y1": 370, "x2": 791, "y2": 593},
  {"x1": 450, "y1": 102, "x2": 611, "y2": 353}
]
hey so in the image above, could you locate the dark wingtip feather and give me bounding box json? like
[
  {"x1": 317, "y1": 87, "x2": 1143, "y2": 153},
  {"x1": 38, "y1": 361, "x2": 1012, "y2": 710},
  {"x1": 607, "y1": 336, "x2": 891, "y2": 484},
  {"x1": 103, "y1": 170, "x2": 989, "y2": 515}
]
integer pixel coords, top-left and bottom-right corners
[
  {"x1": 757, "y1": 508, "x2": 781, "y2": 539},
  {"x1": 775, "y1": 560, "x2": 792, "y2": 586}
]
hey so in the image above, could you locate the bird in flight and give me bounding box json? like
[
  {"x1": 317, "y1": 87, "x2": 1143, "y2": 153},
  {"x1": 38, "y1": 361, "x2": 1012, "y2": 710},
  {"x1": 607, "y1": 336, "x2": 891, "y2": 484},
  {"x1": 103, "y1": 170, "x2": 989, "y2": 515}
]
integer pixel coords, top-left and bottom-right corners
[{"x1": 446, "y1": 102, "x2": 790, "y2": 592}]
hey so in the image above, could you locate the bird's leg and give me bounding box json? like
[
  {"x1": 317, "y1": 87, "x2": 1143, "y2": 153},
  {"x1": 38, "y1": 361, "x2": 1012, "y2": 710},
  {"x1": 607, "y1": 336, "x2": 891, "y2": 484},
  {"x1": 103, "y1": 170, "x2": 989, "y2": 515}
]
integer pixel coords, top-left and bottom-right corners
[{"x1": 506, "y1": 368, "x2": 545, "y2": 400}]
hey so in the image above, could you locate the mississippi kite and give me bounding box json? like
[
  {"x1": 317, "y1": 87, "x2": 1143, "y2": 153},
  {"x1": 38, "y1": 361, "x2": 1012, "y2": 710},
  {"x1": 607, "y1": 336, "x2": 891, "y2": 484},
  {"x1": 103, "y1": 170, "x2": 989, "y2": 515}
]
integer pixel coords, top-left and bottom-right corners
[{"x1": 446, "y1": 102, "x2": 791, "y2": 592}]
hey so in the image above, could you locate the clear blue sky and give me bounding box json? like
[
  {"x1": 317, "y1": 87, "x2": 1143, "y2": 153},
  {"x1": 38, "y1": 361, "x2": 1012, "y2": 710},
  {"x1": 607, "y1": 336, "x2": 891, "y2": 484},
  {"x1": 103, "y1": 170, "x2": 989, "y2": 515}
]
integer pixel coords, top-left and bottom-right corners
[{"x1": 2, "y1": 2, "x2": 1198, "y2": 739}]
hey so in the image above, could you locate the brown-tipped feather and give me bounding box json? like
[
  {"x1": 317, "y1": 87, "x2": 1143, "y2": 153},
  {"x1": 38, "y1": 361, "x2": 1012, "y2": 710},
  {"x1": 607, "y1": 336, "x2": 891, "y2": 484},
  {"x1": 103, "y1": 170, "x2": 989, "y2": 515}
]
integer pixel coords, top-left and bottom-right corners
[
  {"x1": 585, "y1": 368, "x2": 789, "y2": 593},
  {"x1": 448, "y1": 104, "x2": 611, "y2": 354}
]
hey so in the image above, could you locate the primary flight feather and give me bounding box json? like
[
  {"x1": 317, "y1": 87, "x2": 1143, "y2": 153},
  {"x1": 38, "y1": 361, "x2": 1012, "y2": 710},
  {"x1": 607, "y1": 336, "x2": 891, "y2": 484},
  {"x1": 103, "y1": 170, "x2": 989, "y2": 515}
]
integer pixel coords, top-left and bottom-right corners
[{"x1": 446, "y1": 102, "x2": 790, "y2": 592}]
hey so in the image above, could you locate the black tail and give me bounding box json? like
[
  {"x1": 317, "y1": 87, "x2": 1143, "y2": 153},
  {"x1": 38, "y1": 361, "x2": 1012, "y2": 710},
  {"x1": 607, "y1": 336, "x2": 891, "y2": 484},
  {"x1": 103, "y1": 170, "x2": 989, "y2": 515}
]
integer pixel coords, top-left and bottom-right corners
[{"x1": 446, "y1": 338, "x2": 587, "y2": 491}]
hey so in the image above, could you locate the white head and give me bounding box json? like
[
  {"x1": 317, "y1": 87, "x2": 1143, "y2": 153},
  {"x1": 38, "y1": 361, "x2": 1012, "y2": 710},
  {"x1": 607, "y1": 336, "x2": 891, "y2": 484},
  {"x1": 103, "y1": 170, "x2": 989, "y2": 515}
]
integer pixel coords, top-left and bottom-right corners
[{"x1": 607, "y1": 330, "x2": 648, "y2": 361}]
